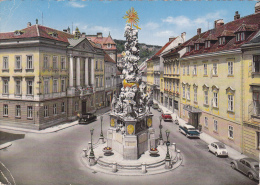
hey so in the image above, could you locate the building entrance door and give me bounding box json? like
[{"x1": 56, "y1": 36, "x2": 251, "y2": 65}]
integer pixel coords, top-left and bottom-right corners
[
  {"x1": 82, "y1": 101, "x2": 86, "y2": 114},
  {"x1": 189, "y1": 113, "x2": 199, "y2": 128}
]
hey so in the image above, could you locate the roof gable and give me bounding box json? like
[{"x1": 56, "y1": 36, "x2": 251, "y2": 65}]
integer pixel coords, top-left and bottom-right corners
[{"x1": 68, "y1": 38, "x2": 96, "y2": 52}]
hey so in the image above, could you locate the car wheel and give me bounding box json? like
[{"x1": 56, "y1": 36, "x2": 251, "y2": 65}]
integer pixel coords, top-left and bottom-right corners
[
  {"x1": 215, "y1": 152, "x2": 218, "y2": 157},
  {"x1": 231, "y1": 163, "x2": 236, "y2": 170},
  {"x1": 208, "y1": 148, "x2": 210, "y2": 152},
  {"x1": 248, "y1": 172, "x2": 254, "y2": 180}
]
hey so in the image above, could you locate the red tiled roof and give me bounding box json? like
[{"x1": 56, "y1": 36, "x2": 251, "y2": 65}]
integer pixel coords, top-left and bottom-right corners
[
  {"x1": 0, "y1": 24, "x2": 74, "y2": 42},
  {"x1": 87, "y1": 35, "x2": 116, "y2": 50},
  {"x1": 234, "y1": 24, "x2": 258, "y2": 33},
  {"x1": 180, "y1": 12, "x2": 260, "y2": 58},
  {"x1": 104, "y1": 51, "x2": 116, "y2": 63}
]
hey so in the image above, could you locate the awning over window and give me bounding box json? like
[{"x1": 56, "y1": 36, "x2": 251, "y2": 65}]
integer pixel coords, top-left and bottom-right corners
[{"x1": 183, "y1": 104, "x2": 202, "y2": 113}]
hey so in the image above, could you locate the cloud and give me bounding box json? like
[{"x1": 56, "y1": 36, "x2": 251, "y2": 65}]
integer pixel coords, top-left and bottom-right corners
[
  {"x1": 154, "y1": 30, "x2": 176, "y2": 37},
  {"x1": 144, "y1": 22, "x2": 159, "y2": 30},
  {"x1": 68, "y1": 1, "x2": 86, "y2": 8}
]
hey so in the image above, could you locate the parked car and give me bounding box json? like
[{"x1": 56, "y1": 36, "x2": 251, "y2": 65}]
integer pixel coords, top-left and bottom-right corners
[
  {"x1": 161, "y1": 110, "x2": 173, "y2": 121},
  {"x1": 152, "y1": 103, "x2": 159, "y2": 109},
  {"x1": 230, "y1": 158, "x2": 259, "y2": 181},
  {"x1": 208, "y1": 142, "x2": 228, "y2": 157},
  {"x1": 148, "y1": 100, "x2": 153, "y2": 107},
  {"x1": 78, "y1": 113, "x2": 97, "y2": 124},
  {"x1": 179, "y1": 124, "x2": 200, "y2": 138},
  {"x1": 158, "y1": 107, "x2": 162, "y2": 112}
]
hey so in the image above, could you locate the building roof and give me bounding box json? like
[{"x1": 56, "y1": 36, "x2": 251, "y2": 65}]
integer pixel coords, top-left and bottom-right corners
[
  {"x1": 0, "y1": 24, "x2": 74, "y2": 43},
  {"x1": 181, "y1": 12, "x2": 260, "y2": 58},
  {"x1": 104, "y1": 51, "x2": 116, "y2": 64},
  {"x1": 87, "y1": 34, "x2": 117, "y2": 50}
]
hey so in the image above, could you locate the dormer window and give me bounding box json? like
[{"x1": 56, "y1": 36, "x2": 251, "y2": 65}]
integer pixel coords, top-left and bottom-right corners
[
  {"x1": 205, "y1": 41, "x2": 211, "y2": 48},
  {"x1": 186, "y1": 46, "x2": 192, "y2": 52},
  {"x1": 107, "y1": 43, "x2": 111, "y2": 48},
  {"x1": 218, "y1": 37, "x2": 225, "y2": 45},
  {"x1": 48, "y1": 32, "x2": 58, "y2": 38},
  {"x1": 195, "y1": 44, "x2": 200, "y2": 51},
  {"x1": 14, "y1": 30, "x2": 24, "y2": 36}
]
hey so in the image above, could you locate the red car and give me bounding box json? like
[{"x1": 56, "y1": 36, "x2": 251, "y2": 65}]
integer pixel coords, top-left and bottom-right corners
[{"x1": 162, "y1": 111, "x2": 173, "y2": 122}]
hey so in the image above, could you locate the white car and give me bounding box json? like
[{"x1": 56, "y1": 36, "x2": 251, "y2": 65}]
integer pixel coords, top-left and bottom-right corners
[{"x1": 208, "y1": 142, "x2": 228, "y2": 157}]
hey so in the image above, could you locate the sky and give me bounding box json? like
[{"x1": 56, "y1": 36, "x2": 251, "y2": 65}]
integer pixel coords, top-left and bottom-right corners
[{"x1": 0, "y1": 0, "x2": 258, "y2": 46}]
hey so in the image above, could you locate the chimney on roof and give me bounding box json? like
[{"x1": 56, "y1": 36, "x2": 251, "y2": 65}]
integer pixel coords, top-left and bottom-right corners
[
  {"x1": 256, "y1": 1, "x2": 260, "y2": 14},
  {"x1": 197, "y1": 28, "x2": 201, "y2": 35},
  {"x1": 67, "y1": 27, "x2": 70, "y2": 34},
  {"x1": 97, "y1": 32, "x2": 103, "y2": 38},
  {"x1": 27, "y1": 22, "x2": 31, "y2": 28},
  {"x1": 181, "y1": 32, "x2": 186, "y2": 42},
  {"x1": 81, "y1": 32, "x2": 86, "y2": 38},
  {"x1": 234, "y1": 11, "x2": 240, "y2": 20},
  {"x1": 36, "y1": 19, "x2": 38, "y2": 25},
  {"x1": 214, "y1": 19, "x2": 224, "y2": 29}
]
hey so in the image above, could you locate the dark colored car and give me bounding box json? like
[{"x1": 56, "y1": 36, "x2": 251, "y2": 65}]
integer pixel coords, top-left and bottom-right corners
[
  {"x1": 152, "y1": 103, "x2": 159, "y2": 109},
  {"x1": 78, "y1": 113, "x2": 97, "y2": 124},
  {"x1": 230, "y1": 157, "x2": 259, "y2": 181},
  {"x1": 148, "y1": 100, "x2": 153, "y2": 107},
  {"x1": 179, "y1": 124, "x2": 200, "y2": 138}
]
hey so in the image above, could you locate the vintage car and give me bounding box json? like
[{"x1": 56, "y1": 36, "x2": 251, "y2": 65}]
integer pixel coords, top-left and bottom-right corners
[
  {"x1": 161, "y1": 110, "x2": 173, "y2": 122},
  {"x1": 179, "y1": 124, "x2": 200, "y2": 138},
  {"x1": 230, "y1": 157, "x2": 259, "y2": 181},
  {"x1": 78, "y1": 113, "x2": 97, "y2": 124},
  {"x1": 152, "y1": 103, "x2": 159, "y2": 109},
  {"x1": 208, "y1": 142, "x2": 228, "y2": 157}
]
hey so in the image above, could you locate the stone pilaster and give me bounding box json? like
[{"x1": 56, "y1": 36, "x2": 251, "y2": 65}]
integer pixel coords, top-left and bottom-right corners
[
  {"x1": 76, "y1": 57, "x2": 81, "y2": 88},
  {"x1": 69, "y1": 55, "x2": 74, "y2": 87},
  {"x1": 85, "y1": 58, "x2": 89, "y2": 87}
]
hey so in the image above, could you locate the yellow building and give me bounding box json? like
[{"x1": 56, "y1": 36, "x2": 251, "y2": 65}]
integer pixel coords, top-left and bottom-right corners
[
  {"x1": 0, "y1": 22, "x2": 105, "y2": 130},
  {"x1": 241, "y1": 35, "x2": 260, "y2": 160},
  {"x1": 146, "y1": 58, "x2": 154, "y2": 93},
  {"x1": 179, "y1": 10, "x2": 260, "y2": 153}
]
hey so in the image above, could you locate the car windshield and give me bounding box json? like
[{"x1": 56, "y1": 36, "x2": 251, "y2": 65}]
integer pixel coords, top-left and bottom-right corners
[
  {"x1": 188, "y1": 128, "x2": 196, "y2": 130},
  {"x1": 218, "y1": 144, "x2": 226, "y2": 149},
  {"x1": 254, "y1": 165, "x2": 259, "y2": 170},
  {"x1": 165, "y1": 114, "x2": 171, "y2": 116}
]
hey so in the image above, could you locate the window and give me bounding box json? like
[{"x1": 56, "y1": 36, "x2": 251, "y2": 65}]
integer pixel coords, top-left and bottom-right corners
[
  {"x1": 173, "y1": 82, "x2": 175, "y2": 92},
  {"x1": 96, "y1": 77, "x2": 99, "y2": 87},
  {"x1": 96, "y1": 61, "x2": 98, "y2": 70},
  {"x1": 228, "y1": 61, "x2": 233, "y2": 75},
  {"x1": 204, "y1": 64, "x2": 207, "y2": 75},
  {"x1": 100, "y1": 61, "x2": 103, "y2": 70},
  {"x1": 187, "y1": 65, "x2": 189, "y2": 75},
  {"x1": 107, "y1": 43, "x2": 111, "y2": 48},
  {"x1": 3, "y1": 57, "x2": 8, "y2": 69},
  {"x1": 53, "y1": 56, "x2": 58, "y2": 69},
  {"x1": 61, "y1": 56, "x2": 66, "y2": 70},
  {"x1": 183, "y1": 65, "x2": 185, "y2": 75},
  {"x1": 44, "y1": 80, "x2": 49, "y2": 94},
  {"x1": 15, "y1": 56, "x2": 21, "y2": 69},
  {"x1": 253, "y1": 92, "x2": 260, "y2": 116},
  {"x1": 253, "y1": 55, "x2": 260, "y2": 73},
  {"x1": 228, "y1": 125, "x2": 234, "y2": 139},
  {"x1": 27, "y1": 106, "x2": 33, "y2": 119},
  {"x1": 228, "y1": 95, "x2": 234, "y2": 112},
  {"x1": 257, "y1": 132, "x2": 260, "y2": 150},
  {"x1": 219, "y1": 37, "x2": 225, "y2": 45},
  {"x1": 204, "y1": 117, "x2": 208, "y2": 127},
  {"x1": 204, "y1": 91, "x2": 208, "y2": 105},
  {"x1": 194, "y1": 88, "x2": 197, "y2": 102},
  {"x1": 75, "y1": 102, "x2": 79, "y2": 111},
  {"x1": 15, "y1": 105, "x2": 21, "y2": 118},
  {"x1": 100, "y1": 77, "x2": 103, "y2": 87},
  {"x1": 44, "y1": 105, "x2": 49, "y2": 117},
  {"x1": 61, "y1": 79, "x2": 66, "y2": 92},
  {"x1": 214, "y1": 120, "x2": 218, "y2": 132},
  {"x1": 3, "y1": 105, "x2": 8, "y2": 116},
  {"x1": 3, "y1": 80, "x2": 9, "y2": 94},
  {"x1": 187, "y1": 86, "x2": 190, "y2": 100},
  {"x1": 27, "y1": 55, "x2": 33, "y2": 69},
  {"x1": 213, "y1": 92, "x2": 218, "y2": 107},
  {"x1": 195, "y1": 44, "x2": 199, "y2": 50},
  {"x1": 53, "y1": 79, "x2": 58, "y2": 93},
  {"x1": 236, "y1": 33, "x2": 240, "y2": 42},
  {"x1": 241, "y1": 32, "x2": 245, "y2": 41},
  {"x1": 27, "y1": 80, "x2": 33, "y2": 95},
  {"x1": 53, "y1": 104, "x2": 57, "y2": 115},
  {"x1": 177, "y1": 82, "x2": 179, "y2": 93},
  {"x1": 15, "y1": 80, "x2": 21, "y2": 95},
  {"x1": 182, "y1": 86, "x2": 185, "y2": 98},
  {"x1": 44, "y1": 55, "x2": 48, "y2": 69},
  {"x1": 193, "y1": 65, "x2": 197, "y2": 75},
  {"x1": 213, "y1": 63, "x2": 217, "y2": 75},
  {"x1": 61, "y1": 102, "x2": 65, "y2": 113},
  {"x1": 205, "y1": 41, "x2": 211, "y2": 48}
]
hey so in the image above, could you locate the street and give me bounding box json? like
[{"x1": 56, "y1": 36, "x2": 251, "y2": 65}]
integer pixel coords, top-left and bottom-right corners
[{"x1": 0, "y1": 109, "x2": 258, "y2": 185}]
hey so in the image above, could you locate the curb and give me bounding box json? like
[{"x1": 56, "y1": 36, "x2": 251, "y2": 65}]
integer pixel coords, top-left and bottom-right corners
[{"x1": 0, "y1": 142, "x2": 12, "y2": 150}]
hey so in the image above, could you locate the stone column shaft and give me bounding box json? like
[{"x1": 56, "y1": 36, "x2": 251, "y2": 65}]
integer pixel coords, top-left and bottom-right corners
[
  {"x1": 69, "y1": 55, "x2": 74, "y2": 87},
  {"x1": 85, "y1": 58, "x2": 89, "y2": 86},
  {"x1": 76, "y1": 57, "x2": 81, "y2": 87},
  {"x1": 91, "y1": 58, "x2": 95, "y2": 87}
]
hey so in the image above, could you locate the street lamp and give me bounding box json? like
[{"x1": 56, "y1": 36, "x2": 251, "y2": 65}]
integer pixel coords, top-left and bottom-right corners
[
  {"x1": 165, "y1": 129, "x2": 171, "y2": 160},
  {"x1": 89, "y1": 128, "x2": 95, "y2": 158},
  {"x1": 100, "y1": 116, "x2": 103, "y2": 137},
  {"x1": 159, "y1": 116, "x2": 163, "y2": 144}
]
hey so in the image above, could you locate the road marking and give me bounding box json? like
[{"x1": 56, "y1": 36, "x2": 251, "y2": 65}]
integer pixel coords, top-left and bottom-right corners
[{"x1": 0, "y1": 161, "x2": 16, "y2": 185}]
